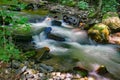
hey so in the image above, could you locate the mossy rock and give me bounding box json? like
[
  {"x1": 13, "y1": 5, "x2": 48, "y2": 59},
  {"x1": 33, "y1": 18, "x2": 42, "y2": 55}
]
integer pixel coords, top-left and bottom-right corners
[
  {"x1": 33, "y1": 47, "x2": 50, "y2": 62},
  {"x1": 102, "y1": 12, "x2": 120, "y2": 32},
  {"x1": 102, "y1": 12, "x2": 119, "y2": 20},
  {"x1": 88, "y1": 23, "x2": 109, "y2": 43}
]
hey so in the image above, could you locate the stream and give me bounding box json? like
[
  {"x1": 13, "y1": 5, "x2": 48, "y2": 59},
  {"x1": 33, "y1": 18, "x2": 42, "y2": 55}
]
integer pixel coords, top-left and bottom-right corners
[
  {"x1": 30, "y1": 16, "x2": 120, "y2": 79},
  {"x1": 1, "y1": 2, "x2": 120, "y2": 79}
]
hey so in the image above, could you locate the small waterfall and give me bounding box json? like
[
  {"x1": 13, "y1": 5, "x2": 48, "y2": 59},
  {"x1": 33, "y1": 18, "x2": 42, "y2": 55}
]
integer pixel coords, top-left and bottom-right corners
[{"x1": 31, "y1": 17, "x2": 120, "y2": 79}]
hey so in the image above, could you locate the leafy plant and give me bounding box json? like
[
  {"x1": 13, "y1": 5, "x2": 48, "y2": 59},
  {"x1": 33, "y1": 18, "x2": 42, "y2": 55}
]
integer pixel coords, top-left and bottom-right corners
[
  {"x1": 102, "y1": 0, "x2": 119, "y2": 13},
  {"x1": 77, "y1": 1, "x2": 89, "y2": 10}
]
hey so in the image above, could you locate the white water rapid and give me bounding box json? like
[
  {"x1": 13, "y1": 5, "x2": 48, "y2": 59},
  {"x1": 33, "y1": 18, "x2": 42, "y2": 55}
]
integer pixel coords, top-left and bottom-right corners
[{"x1": 31, "y1": 17, "x2": 120, "y2": 79}]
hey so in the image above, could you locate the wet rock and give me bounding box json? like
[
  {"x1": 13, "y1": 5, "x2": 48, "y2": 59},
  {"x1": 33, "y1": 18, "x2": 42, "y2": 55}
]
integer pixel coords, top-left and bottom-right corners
[
  {"x1": 73, "y1": 66, "x2": 89, "y2": 77},
  {"x1": 13, "y1": 35, "x2": 32, "y2": 42},
  {"x1": 51, "y1": 20, "x2": 62, "y2": 26},
  {"x1": 48, "y1": 34, "x2": 66, "y2": 41},
  {"x1": 88, "y1": 23, "x2": 110, "y2": 43},
  {"x1": 102, "y1": 12, "x2": 120, "y2": 33},
  {"x1": 109, "y1": 32, "x2": 120, "y2": 45},
  {"x1": 34, "y1": 47, "x2": 50, "y2": 62},
  {"x1": 28, "y1": 16, "x2": 45, "y2": 23},
  {"x1": 12, "y1": 24, "x2": 32, "y2": 42},
  {"x1": 44, "y1": 27, "x2": 66, "y2": 41},
  {"x1": 96, "y1": 65, "x2": 108, "y2": 75}
]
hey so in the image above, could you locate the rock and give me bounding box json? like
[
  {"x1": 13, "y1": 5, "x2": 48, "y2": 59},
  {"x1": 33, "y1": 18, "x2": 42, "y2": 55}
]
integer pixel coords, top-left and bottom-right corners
[
  {"x1": 102, "y1": 12, "x2": 120, "y2": 33},
  {"x1": 11, "y1": 60, "x2": 21, "y2": 69},
  {"x1": 64, "y1": 77, "x2": 71, "y2": 80},
  {"x1": 44, "y1": 27, "x2": 66, "y2": 41},
  {"x1": 55, "y1": 72, "x2": 61, "y2": 77},
  {"x1": 88, "y1": 77, "x2": 95, "y2": 80},
  {"x1": 109, "y1": 32, "x2": 120, "y2": 45},
  {"x1": 88, "y1": 23, "x2": 110, "y2": 43},
  {"x1": 48, "y1": 34, "x2": 66, "y2": 41},
  {"x1": 24, "y1": 0, "x2": 48, "y2": 10},
  {"x1": 39, "y1": 64, "x2": 53, "y2": 72},
  {"x1": 13, "y1": 35, "x2": 32, "y2": 42},
  {"x1": 51, "y1": 20, "x2": 62, "y2": 26},
  {"x1": 63, "y1": 15, "x2": 80, "y2": 26},
  {"x1": 95, "y1": 65, "x2": 108, "y2": 75},
  {"x1": 34, "y1": 47, "x2": 50, "y2": 62},
  {"x1": 73, "y1": 66, "x2": 88, "y2": 77},
  {"x1": 60, "y1": 73, "x2": 66, "y2": 79},
  {"x1": 25, "y1": 3, "x2": 41, "y2": 10},
  {"x1": 21, "y1": 66, "x2": 27, "y2": 72},
  {"x1": 66, "y1": 73, "x2": 73, "y2": 78},
  {"x1": 74, "y1": 74, "x2": 81, "y2": 78},
  {"x1": 49, "y1": 5, "x2": 64, "y2": 13}
]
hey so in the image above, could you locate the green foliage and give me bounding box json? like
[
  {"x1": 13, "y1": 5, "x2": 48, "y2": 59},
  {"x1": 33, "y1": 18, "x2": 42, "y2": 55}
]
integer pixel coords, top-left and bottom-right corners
[
  {"x1": 77, "y1": 1, "x2": 89, "y2": 10},
  {"x1": 0, "y1": 26, "x2": 20, "y2": 62},
  {"x1": 0, "y1": 43, "x2": 20, "y2": 62},
  {"x1": 1, "y1": 0, "x2": 26, "y2": 10},
  {"x1": 60, "y1": 0, "x2": 76, "y2": 7},
  {"x1": 88, "y1": 7, "x2": 96, "y2": 17},
  {"x1": 0, "y1": 9, "x2": 30, "y2": 62},
  {"x1": 102, "y1": 0, "x2": 119, "y2": 13}
]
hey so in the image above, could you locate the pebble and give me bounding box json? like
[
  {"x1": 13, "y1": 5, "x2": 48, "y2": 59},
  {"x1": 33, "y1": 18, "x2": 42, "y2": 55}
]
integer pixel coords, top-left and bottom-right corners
[
  {"x1": 88, "y1": 77, "x2": 95, "y2": 80},
  {"x1": 65, "y1": 77, "x2": 71, "y2": 80},
  {"x1": 21, "y1": 68, "x2": 110, "y2": 80},
  {"x1": 60, "y1": 74, "x2": 66, "y2": 79},
  {"x1": 56, "y1": 72, "x2": 61, "y2": 77},
  {"x1": 66, "y1": 73, "x2": 73, "y2": 78},
  {"x1": 73, "y1": 74, "x2": 81, "y2": 79},
  {"x1": 51, "y1": 72, "x2": 56, "y2": 76}
]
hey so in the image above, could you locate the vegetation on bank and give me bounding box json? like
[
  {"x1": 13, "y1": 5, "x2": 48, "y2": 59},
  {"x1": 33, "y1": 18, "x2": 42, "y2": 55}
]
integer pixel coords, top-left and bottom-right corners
[
  {"x1": 49, "y1": 0, "x2": 119, "y2": 17},
  {"x1": 0, "y1": 9, "x2": 30, "y2": 62}
]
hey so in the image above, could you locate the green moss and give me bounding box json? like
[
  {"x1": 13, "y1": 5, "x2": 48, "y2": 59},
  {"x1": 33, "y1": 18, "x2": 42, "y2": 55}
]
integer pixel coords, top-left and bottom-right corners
[
  {"x1": 22, "y1": 9, "x2": 49, "y2": 15},
  {"x1": 103, "y1": 12, "x2": 118, "y2": 20},
  {"x1": 13, "y1": 26, "x2": 32, "y2": 36}
]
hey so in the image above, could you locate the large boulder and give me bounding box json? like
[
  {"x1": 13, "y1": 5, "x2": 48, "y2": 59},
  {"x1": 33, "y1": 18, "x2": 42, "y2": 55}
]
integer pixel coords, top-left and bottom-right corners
[
  {"x1": 102, "y1": 12, "x2": 120, "y2": 33},
  {"x1": 88, "y1": 23, "x2": 109, "y2": 43}
]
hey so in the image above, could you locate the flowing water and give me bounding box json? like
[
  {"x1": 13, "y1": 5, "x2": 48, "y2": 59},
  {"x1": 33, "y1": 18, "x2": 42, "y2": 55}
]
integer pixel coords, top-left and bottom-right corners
[{"x1": 31, "y1": 17, "x2": 120, "y2": 79}]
